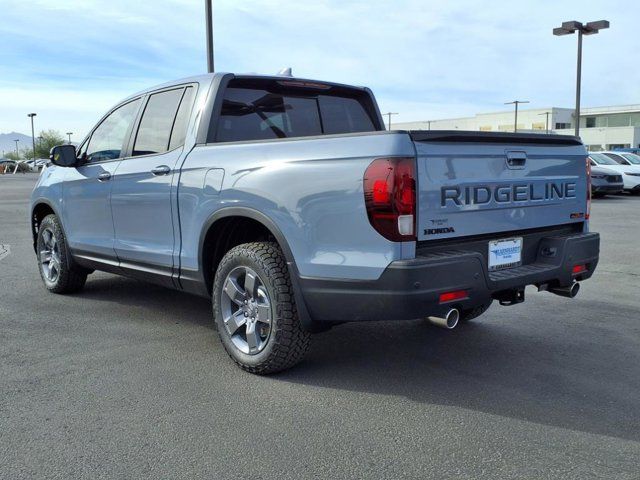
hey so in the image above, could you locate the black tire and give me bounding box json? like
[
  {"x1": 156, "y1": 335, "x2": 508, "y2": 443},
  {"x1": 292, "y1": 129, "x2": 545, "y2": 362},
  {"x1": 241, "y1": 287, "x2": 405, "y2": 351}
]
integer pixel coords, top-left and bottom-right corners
[
  {"x1": 459, "y1": 300, "x2": 493, "y2": 322},
  {"x1": 36, "y1": 214, "x2": 88, "y2": 294},
  {"x1": 212, "y1": 242, "x2": 311, "y2": 374}
]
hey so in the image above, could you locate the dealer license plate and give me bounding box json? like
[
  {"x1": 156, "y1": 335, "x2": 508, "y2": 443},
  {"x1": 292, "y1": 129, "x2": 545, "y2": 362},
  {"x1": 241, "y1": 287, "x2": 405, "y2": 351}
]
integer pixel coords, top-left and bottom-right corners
[{"x1": 488, "y1": 237, "x2": 522, "y2": 271}]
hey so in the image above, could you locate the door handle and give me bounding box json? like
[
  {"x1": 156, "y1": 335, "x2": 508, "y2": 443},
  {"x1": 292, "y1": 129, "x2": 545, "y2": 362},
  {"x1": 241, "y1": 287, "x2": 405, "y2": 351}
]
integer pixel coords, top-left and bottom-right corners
[
  {"x1": 151, "y1": 165, "x2": 171, "y2": 176},
  {"x1": 506, "y1": 151, "x2": 527, "y2": 169},
  {"x1": 97, "y1": 172, "x2": 111, "y2": 181}
]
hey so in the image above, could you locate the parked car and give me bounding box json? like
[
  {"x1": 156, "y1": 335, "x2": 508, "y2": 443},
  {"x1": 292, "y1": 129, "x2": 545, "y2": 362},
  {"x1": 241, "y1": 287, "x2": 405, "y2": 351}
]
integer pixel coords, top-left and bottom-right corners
[
  {"x1": 589, "y1": 164, "x2": 624, "y2": 196},
  {"x1": 0, "y1": 159, "x2": 29, "y2": 173},
  {"x1": 26, "y1": 159, "x2": 48, "y2": 172},
  {"x1": 0, "y1": 159, "x2": 16, "y2": 173},
  {"x1": 601, "y1": 150, "x2": 640, "y2": 167},
  {"x1": 589, "y1": 153, "x2": 640, "y2": 194},
  {"x1": 30, "y1": 72, "x2": 600, "y2": 374}
]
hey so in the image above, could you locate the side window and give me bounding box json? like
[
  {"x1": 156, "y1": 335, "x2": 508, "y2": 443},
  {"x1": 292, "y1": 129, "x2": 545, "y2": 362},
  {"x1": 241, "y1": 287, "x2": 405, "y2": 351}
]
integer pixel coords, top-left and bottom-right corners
[
  {"x1": 133, "y1": 88, "x2": 184, "y2": 156},
  {"x1": 86, "y1": 98, "x2": 141, "y2": 162},
  {"x1": 169, "y1": 86, "x2": 196, "y2": 150}
]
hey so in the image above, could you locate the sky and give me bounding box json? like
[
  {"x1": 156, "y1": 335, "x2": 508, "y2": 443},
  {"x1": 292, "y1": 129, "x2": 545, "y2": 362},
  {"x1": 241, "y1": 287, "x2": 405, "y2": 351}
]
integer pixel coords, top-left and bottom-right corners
[{"x1": 1, "y1": 0, "x2": 638, "y2": 140}]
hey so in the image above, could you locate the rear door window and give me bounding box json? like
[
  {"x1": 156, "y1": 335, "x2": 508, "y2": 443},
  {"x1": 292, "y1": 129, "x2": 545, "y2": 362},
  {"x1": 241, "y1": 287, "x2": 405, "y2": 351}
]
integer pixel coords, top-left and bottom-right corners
[
  {"x1": 133, "y1": 88, "x2": 184, "y2": 156},
  {"x1": 215, "y1": 80, "x2": 378, "y2": 142}
]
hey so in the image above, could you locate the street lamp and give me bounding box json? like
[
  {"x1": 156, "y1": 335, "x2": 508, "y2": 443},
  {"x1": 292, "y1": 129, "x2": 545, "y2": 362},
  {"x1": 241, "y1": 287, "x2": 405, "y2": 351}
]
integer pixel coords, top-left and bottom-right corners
[
  {"x1": 504, "y1": 100, "x2": 529, "y2": 133},
  {"x1": 27, "y1": 113, "x2": 37, "y2": 160},
  {"x1": 66, "y1": 132, "x2": 73, "y2": 144},
  {"x1": 553, "y1": 20, "x2": 609, "y2": 137},
  {"x1": 205, "y1": 0, "x2": 214, "y2": 72},
  {"x1": 384, "y1": 112, "x2": 398, "y2": 130},
  {"x1": 538, "y1": 111, "x2": 551, "y2": 134}
]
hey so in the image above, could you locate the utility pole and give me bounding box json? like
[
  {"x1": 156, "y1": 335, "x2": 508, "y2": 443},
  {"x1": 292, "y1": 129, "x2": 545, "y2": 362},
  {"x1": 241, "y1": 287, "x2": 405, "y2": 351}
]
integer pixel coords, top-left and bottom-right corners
[
  {"x1": 538, "y1": 111, "x2": 551, "y2": 133},
  {"x1": 66, "y1": 132, "x2": 73, "y2": 144},
  {"x1": 205, "y1": 0, "x2": 214, "y2": 73},
  {"x1": 27, "y1": 113, "x2": 37, "y2": 160},
  {"x1": 553, "y1": 20, "x2": 609, "y2": 137},
  {"x1": 426, "y1": 120, "x2": 432, "y2": 130},
  {"x1": 384, "y1": 112, "x2": 398, "y2": 130},
  {"x1": 504, "y1": 100, "x2": 529, "y2": 133}
]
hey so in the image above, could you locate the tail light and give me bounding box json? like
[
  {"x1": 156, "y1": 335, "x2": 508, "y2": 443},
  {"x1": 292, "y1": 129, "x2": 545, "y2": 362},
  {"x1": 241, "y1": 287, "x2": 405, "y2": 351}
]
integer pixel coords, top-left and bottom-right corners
[
  {"x1": 363, "y1": 157, "x2": 416, "y2": 241},
  {"x1": 586, "y1": 157, "x2": 591, "y2": 220}
]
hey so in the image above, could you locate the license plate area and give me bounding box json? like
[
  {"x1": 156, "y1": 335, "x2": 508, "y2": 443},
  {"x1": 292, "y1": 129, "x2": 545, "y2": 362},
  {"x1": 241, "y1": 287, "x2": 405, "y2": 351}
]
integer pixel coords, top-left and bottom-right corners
[{"x1": 488, "y1": 237, "x2": 523, "y2": 271}]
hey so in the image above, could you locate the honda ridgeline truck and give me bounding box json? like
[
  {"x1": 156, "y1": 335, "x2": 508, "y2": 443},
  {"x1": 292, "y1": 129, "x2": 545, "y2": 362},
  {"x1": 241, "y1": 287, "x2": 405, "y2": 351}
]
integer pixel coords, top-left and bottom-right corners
[{"x1": 31, "y1": 73, "x2": 600, "y2": 374}]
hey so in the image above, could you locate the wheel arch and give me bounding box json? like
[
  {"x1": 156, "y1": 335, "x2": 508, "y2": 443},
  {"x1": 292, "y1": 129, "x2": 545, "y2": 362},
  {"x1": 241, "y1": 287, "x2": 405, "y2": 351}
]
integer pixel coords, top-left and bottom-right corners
[
  {"x1": 197, "y1": 207, "x2": 314, "y2": 330},
  {"x1": 31, "y1": 199, "x2": 60, "y2": 253}
]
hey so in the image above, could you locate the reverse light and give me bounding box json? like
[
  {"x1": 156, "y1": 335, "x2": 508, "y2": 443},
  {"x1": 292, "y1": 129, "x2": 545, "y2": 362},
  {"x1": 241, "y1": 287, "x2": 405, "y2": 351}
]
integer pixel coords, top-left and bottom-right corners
[
  {"x1": 363, "y1": 157, "x2": 416, "y2": 241},
  {"x1": 572, "y1": 264, "x2": 587, "y2": 275},
  {"x1": 439, "y1": 290, "x2": 469, "y2": 304}
]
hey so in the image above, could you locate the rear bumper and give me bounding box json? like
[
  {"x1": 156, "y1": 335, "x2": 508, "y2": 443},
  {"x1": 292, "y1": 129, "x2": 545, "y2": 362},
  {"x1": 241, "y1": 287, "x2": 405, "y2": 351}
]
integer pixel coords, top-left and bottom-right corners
[{"x1": 299, "y1": 231, "x2": 599, "y2": 323}]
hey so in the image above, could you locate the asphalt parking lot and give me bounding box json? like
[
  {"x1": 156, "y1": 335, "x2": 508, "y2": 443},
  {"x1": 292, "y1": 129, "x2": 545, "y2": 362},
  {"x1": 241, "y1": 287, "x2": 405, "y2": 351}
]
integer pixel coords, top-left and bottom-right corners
[{"x1": 1, "y1": 173, "x2": 639, "y2": 479}]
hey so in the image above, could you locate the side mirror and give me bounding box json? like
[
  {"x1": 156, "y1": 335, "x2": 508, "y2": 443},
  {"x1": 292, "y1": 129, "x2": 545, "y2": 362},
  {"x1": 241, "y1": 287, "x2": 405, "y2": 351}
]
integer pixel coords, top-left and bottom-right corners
[{"x1": 50, "y1": 145, "x2": 78, "y2": 167}]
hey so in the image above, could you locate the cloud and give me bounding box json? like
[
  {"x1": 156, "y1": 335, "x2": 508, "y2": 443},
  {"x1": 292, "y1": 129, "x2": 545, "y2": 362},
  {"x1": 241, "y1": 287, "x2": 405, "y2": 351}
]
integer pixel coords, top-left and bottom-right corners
[{"x1": 1, "y1": 0, "x2": 637, "y2": 137}]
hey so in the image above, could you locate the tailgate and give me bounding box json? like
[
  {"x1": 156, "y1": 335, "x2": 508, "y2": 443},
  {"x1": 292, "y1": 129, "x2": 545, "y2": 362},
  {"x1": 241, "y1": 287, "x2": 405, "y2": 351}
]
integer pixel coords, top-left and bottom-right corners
[{"x1": 411, "y1": 131, "x2": 588, "y2": 241}]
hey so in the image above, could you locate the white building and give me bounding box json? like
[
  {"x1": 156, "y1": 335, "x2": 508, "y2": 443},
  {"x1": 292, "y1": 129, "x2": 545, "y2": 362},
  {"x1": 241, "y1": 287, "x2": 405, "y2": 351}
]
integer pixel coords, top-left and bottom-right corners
[{"x1": 395, "y1": 104, "x2": 640, "y2": 152}]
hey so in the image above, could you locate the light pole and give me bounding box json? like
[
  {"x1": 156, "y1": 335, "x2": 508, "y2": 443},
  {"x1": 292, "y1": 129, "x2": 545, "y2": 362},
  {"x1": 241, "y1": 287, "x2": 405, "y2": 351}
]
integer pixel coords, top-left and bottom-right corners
[
  {"x1": 426, "y1": 120, "x2": 432, "y2": 130},
  {"x1": 66, "y1": 132, "x2": 73, "y2": 144},
  {"x1": 14, "y1": 139, "x2": 19, "y2": 158},
  {"x1": 205, "y1": 0, "x2": 214, "y2": 73},
  {"x1": 504, "y1": 100, "x2": 529, "y2": 133},
  {"x1": 553, "y1": 20, "x2": 609, "y2": 137},
  {"x1": 27, "y1": 113, "x2": 37, "y2": 160},
  {"x1": 384, "y1": 112, "x2": 398, "y2": 130},
  {"x1": 538, "y1": 111, "x2": 551, "y2": 133}
]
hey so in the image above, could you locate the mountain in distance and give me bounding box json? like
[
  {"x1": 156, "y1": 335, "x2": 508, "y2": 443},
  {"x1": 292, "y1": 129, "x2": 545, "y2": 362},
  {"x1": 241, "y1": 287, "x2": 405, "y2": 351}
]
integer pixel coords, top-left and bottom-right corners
[{"x1": 0, "y1": 132, "x2": 33, "y2": 157}]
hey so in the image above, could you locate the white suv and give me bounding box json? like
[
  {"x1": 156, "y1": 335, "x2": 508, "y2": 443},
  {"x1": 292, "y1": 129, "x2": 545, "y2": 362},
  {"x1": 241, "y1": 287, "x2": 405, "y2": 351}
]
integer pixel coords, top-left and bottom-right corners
[{"x1": 590, "y1": 153, "x2": 640, "y2": 194}]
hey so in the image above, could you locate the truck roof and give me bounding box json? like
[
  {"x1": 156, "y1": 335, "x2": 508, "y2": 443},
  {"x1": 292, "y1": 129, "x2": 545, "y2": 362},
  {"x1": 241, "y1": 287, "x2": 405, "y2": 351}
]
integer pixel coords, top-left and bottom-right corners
[{"x1": 125, "y1": 72, "x2": 368, "y2": 101}]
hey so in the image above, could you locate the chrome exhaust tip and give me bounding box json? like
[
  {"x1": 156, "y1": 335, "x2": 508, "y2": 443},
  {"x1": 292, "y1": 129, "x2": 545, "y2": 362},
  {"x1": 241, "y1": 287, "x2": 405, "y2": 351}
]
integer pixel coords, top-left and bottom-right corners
[
  {"x1": 548, "y1": 282, "x2": 580, "y2": 298},
  {"x1": 427, "y1": 308, "x2": 460, "y2": 329}
]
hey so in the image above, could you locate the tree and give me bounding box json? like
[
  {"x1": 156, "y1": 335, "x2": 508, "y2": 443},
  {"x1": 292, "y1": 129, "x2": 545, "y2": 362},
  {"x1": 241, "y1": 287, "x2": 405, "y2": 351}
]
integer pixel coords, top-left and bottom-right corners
[
  {"x1": 22, "y1": 129, "x2": 66, "y2": 159},
  {"x1": 5, "y1": 151, "x2": 20, "y2": 161}
]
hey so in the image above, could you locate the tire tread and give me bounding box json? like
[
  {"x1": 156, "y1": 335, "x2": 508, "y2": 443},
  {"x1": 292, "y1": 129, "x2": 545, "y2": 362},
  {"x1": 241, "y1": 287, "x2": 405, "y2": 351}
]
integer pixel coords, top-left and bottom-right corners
[
  {"x1": 213, "y1": 242, "x2": 310, "y2": 374},
  {"x1": 37, "y1": 214, "x2": 87, "y2": 294}
]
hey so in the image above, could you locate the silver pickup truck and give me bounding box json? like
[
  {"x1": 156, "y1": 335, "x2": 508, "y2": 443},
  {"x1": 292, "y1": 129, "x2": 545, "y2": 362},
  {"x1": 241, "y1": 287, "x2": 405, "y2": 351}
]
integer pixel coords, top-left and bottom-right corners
[{"x1": 31, "y1": 73, "x2": 599, "y2": 374}]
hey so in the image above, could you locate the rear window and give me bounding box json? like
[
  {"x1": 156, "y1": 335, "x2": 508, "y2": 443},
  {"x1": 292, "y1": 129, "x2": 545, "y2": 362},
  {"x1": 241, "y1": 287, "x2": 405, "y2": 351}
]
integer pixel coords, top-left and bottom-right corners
[{"x1": 215, "y1": 79, "x2": 378, "y2": 142}]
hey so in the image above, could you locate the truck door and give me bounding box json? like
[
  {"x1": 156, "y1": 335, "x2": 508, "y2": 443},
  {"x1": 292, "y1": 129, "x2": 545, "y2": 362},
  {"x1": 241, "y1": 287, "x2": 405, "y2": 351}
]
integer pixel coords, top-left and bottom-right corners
[
  {"x1": 63, "y1": 98, "x2": 142, "y2": 261},
  {"x1": 110, "y1": 86, "x2": 195, "y2": 286}
]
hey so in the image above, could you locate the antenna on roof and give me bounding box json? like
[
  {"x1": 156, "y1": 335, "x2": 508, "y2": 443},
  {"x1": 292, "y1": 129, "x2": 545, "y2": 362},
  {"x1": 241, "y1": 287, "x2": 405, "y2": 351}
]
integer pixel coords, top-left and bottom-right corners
[{"x1": 277, "y1": 67, "x2": 293, "y2": 77}]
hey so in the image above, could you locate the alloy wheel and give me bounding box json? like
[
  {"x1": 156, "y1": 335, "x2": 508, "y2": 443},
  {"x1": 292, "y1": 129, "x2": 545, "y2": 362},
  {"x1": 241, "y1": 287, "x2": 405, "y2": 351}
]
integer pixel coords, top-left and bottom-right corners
[
  {"x1": 220, "y1": 266, "x2": 273, "y2": 355},
  {"x1": 40, "y1": 227, "x2": 61, "y2": 283}
]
